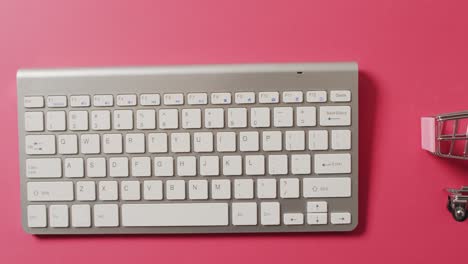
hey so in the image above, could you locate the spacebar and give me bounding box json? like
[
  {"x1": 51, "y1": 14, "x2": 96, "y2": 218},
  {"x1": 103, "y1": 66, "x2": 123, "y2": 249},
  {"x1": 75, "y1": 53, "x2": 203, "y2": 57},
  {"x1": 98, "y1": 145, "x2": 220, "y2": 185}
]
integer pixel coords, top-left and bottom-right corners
[{"x1": 122, "y1": 203, "x2": 229, "y2": 227}]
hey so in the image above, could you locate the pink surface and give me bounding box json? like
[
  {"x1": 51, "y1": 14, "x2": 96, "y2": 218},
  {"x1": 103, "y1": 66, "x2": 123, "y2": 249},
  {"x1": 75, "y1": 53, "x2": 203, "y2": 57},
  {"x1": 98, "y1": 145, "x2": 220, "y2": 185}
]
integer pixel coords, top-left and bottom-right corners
[{"x1": 1, "y1": 0, "x2": 468, "y2": 263}]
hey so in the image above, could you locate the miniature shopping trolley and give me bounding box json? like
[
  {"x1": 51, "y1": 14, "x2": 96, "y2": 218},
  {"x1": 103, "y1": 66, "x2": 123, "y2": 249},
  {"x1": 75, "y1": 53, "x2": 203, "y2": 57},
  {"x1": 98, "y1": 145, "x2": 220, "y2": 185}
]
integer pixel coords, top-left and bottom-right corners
[{"x1": 421, "y1": 111, "x2": 468, "y2": 222}]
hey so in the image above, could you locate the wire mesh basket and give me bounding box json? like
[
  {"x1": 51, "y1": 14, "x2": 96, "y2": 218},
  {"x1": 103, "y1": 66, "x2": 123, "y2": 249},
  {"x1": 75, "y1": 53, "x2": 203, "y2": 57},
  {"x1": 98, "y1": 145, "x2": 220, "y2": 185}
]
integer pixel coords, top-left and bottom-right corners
[{"x1": 421, "y1": 111, "x2": 468, "y2": 159}]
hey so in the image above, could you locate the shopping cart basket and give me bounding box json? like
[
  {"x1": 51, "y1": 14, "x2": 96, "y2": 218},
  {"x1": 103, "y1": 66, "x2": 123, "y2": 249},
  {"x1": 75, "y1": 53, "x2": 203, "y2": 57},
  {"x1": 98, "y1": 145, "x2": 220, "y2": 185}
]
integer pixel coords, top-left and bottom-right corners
[{"x1": 421, "y1": 111, "x2": 468, "y2": 221}]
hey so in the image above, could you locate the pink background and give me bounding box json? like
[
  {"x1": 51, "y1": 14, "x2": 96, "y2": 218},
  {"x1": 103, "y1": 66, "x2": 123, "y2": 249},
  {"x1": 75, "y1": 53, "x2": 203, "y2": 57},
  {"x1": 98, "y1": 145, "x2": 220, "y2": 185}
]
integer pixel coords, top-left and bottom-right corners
[{"x1": 1, "y1": 0, "x2": 468, "y2": 263}]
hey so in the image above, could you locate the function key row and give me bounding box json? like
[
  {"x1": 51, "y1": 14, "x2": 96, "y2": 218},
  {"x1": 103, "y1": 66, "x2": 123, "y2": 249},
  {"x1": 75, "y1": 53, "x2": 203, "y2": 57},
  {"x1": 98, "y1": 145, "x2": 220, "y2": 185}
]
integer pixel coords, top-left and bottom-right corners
[{"x1": 24, "y1": 90, "x2": 351, "y2": 108}]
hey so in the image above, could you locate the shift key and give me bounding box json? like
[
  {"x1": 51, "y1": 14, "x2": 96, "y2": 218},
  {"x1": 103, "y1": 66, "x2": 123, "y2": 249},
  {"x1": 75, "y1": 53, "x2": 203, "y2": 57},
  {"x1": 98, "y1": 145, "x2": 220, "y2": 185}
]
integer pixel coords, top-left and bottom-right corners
[{"x1": 27, "y1": 182, "x2": 74, "y2": 201}]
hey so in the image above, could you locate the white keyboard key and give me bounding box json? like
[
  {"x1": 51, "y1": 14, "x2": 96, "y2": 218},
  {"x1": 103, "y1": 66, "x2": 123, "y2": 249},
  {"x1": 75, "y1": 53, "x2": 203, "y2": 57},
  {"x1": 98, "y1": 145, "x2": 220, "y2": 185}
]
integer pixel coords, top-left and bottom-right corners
[
  {"x1": 166, "y1": 180, "x2": 185, "y2": 200},
  {"x1": 296, "y1": 107, "x2": 316, "y2": 127},
  {"x1": 205, "y1": 108, "x2": 224, "y2": 128},
  {"x1": 262, "y1": 131, "x2": 282, "y2": 151},
  {"x1": 228, "y1": 108, "x2": 247, "y2": 128},
  {"x1": 239, "y1": 131, "x2": 259, "y2": 152},
  {"x1": 303, "y1": 177, "x2": 351, "y2": 198},
  {"x1": 291, "y1": 154, "x2": 311, "y2": 175},
  {"x1": 164, "y1": 93, "x2": 184, "y2": 105},
  {"x1": 136, "y1": 109, "x2": 156, "y2": 130},
  {"x1": 71, "y1": 204, "x2": 91, "y2": 227},
  {"x1": 307, "y1": 213, "x2": 328, "y2": 225},
  {"x1": 222, "y1": 155, "x2": 242, "y2": 176},
  {"x1": 280, "y1": 178, "x2": 300, "y2": 198},
  {"x1": 47, "y1": 96, "x2": 67, "y2": 107},
  {"x1": 154, "y1": 157, "x2": 174, "y2": 176},
  {"x1": 76, "y1": 181, "x2": 96, "y2": 201},
  {"x1": 26, "y1": 158, "x2": 61, "y2": 178},
  {"x1": 122, "y1": 203, "x2": 228, "y2": 226},
  {"x1": 177, "y1": 156, "x2": 196, "y2": 176},
  {"x1": 140, "y1": 94, "x2": 160, "y2": 106},
  {"x1": 200, "y1": 156, "x2": 219, "y2": 176},
  {"x1": 69, "y1": 111, "x2": 88, "y2": 131},
  {"x1": 131, "y1": 157, "x2": 151, "y2": 177},
  {"x1": 283, "y1": 213, "x2": 304, "y2": 225},
  {"x1": 87, "y1": 158, "x2": 106, "y2": 177},
  {"x1": 259, "y1": 92, "x2": 279, "y2": 104},
  {"x1": 148, "y1": 133, "x2": 168, "y2": 153},
  {"x1": 117, "y1": 94, "x2": 137, "y2": 106},
  {"x1": 24, "y1": 96, "x2": 44, "y2": 108},
  {"x1": 307, "y1": 201, "x2": 328, "y2": 213},
  {"x1": 306, "y1": 91, "x2": 327, "y2": 103},
  {"x1": 268, "y1": 155, "x2": 288, "y2": 175},
  {"x1": 80, "y1": 134, "x2": 100, "y2": 154},
  {"x1": 70, "y1": 95, "x2": 90, "y2": 107},
  {"x1": 159, "y1": 109, "x2": 179, "y2": 129},
  {"x1": 182, "y1": 109, "x2": 201, "y2": 129},
  {"x1": 91, "y1": 110, "x2": 111, "y2": 130},
  {"x1": 314, "y1": 153, "x2": 351, "y2": 174},
  {"x1": 188, "y1": 180, "x2": 208, "y2": 200},
  {"x1": 251, "y1": 107, "x2": 270, "y2": 128},
  {"x1": 94, "y1": 204, "x2": 119, "y2": 227},
  {"x1": 103, "y1": 134, "x2": 122, "y2": 154},
  {"x1": 274, "y1": 107, "x2": 293, "y2": 127},
  {"x1": 332, "y1": 130, "x2": 351, "y2": 150},
  {"x1": 234, "y1": 179, "x2": 254, "y2": 199},
  {"x1": 24, "y1": 112, "x2": 44, "y2": 131},
  {"x1": 285, "y1": 131, "x2": 305, "y2": 151},
  {"x1": 28, "y1": 205, "x2": 46, "y2": 227},
  {"x1": 260, "y1": 202, "x2": 280, "y2": 225},
  {"x1": 143, "y1": 180, "x2": 163, "y2": 200},
  {"x1": 235, "y1": 92, "x2": 255, "y2": 104},
  {"x1": 171, "y1": 133, "x2": 191, "y2": 153},
  {"x1": 93, "y1": 95, "x2": 114, "y2": 107},
  {"x1": 194, "y1": 132, "x2": 213, "y2": 152},
  {"x1": 121, "y1": 181, "x2": 140, "y2": 201},
  {"x1": 188, "y1": 93, "x2": 208, "y2": 105},
  {"x1": 330, "y1": 90, "x2": 351, "y2": 102},
  {"x1": 232, "y1": 202, "x2": 257, "y2": 226},
  {"x1": 64, "y1": 158, "x2": 84, "y2": 178},
  {"x1": 217, "y1": 132, "x2": 236, "y2": 152},
  {"x1": 109, "y1": 157, "x2": 129, "y2": 177},
  {"x1": 309, "y1": 130, "x2": 328, "y2": 150},
  {"x1": 257, "y1": 179, "x2": 277, "y2": 199},
  {"x1": 25, "y1": 135, "x2": 55, "y2": 155},
  {"x1": 27, "y1": 182, "x2": 73, "y2": 201},
  {"x1": 319, "y1": 106, "x2": 351, "y2": 126},
  {"x1": 46, "y1": 111, "x2": 66, "y2": 131},
  {"x1": 114, "y1": 110, "x2": 133, "y2": 130},
  {"x1": 283, "y1": 91, "x2": 303, "y2": 103},
  {"x1": 211, "y1": 93, "x2": 231, "y2": 105},
  {"x1": 211, "y1": 180, "x2": 231, "y2": 199},
  {"x1": 245, "y1": 155, "x2": 265, "y2": 175},
  {"x1": 98, "y1": 181, "x2": 118, "y2": 200},
  {"x1": 126, "y1": 133, "x2": 145, "y2": 153},
  {"x1": 49, "y1": 205, "x2": 69, "y2": 227},
  {"x1": 331, "y1": 212, "x2": 351, "y2": 224},
  {"x1": 58, "y1": 134, "x2": 78, "y2": 154}
]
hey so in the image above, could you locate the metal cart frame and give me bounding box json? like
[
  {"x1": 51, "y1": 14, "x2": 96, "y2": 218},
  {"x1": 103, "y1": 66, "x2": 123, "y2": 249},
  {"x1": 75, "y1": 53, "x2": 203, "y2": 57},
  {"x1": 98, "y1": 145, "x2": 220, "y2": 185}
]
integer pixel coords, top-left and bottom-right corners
[{"x1": 421, "y1": 111, "x2": 468, "y2": 221}]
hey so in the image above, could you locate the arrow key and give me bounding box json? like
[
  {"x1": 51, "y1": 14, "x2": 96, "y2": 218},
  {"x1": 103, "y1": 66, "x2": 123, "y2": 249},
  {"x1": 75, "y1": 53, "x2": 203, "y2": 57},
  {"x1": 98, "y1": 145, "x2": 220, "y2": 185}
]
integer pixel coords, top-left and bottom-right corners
[
  {"x1": 307, "y1": 201, "x2": 328, "y2": 213},
  {"x1": 330, "y1": 212, "x2": 351, "y2": 224},
  {"x1": 307, "y1": 213, "x2": 327, "y2": 225},
  {"x1": 283, "y1": 213, "x2": 304, "y2": 225}
]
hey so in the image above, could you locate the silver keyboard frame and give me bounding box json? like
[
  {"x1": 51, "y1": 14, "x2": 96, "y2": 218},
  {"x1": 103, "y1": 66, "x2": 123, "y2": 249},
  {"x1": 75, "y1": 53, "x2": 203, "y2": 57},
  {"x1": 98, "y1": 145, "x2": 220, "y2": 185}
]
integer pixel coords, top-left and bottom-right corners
[{"x1": 17, "y1": 63, "x2": 359, "y2": 234}]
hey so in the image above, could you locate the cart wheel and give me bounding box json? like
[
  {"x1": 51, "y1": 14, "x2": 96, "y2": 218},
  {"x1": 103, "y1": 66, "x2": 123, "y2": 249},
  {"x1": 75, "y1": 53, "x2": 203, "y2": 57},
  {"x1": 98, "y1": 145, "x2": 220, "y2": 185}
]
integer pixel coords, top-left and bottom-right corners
[
  {"x1": 447, "y1": 196, "x2": 453, "y2": 212},
  {"x1": 452, "y1": 205, "x2": 467, "y2": 222}
]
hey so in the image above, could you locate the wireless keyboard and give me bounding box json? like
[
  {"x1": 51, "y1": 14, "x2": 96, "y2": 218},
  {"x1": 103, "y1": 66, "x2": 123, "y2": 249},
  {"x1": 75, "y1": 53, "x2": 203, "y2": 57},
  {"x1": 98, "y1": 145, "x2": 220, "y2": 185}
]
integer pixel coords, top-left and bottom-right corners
[{"x1": 17, "y1": 63, "x2": 358, "y2": 234}]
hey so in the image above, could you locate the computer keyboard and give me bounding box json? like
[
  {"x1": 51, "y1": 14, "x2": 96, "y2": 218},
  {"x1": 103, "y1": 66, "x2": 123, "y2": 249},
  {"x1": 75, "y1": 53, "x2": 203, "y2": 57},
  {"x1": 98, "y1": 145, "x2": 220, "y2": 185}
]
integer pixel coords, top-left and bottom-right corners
[{"x1": 17, "y1": 63, "x2": 358, "y2": 234}]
